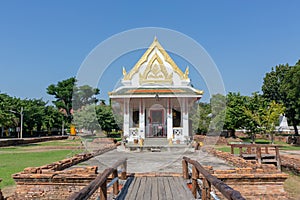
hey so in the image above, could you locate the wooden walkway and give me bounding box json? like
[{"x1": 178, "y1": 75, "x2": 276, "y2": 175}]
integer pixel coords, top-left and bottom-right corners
[{"x1": 116, "y1": 176, "x2": 195, "y2": 200}]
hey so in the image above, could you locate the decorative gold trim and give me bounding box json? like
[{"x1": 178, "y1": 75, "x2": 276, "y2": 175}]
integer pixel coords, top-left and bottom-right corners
[
  {"x1": 122, "y1": 67, "x2": 127, "y2": 76},
  {"x1": 195, "y1": 90, "x2": 204, "y2": 95},
  {"x1": 184, "y1": 66, "x2": 189, "y2": 79},
  {"x1": 139, "y1": 53, "x2": 173, "y2": 85},
  {"x1": 123, "y1": 38, "x2": 188, "y2": 81}
]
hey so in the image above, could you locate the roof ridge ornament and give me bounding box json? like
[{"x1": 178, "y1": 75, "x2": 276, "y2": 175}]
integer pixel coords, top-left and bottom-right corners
[
  {"x1": 123, "y1": 38, "x2": 189, "y2": 81},
  {"x1": 184, "y1": 66, "x2": 189, "y2": 79},
  {"x1": 122, "y1": 67, "x2": 127, "y2": 76}
]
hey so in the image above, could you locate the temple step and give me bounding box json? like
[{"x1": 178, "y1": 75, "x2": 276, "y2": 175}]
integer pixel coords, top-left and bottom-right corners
[
  {"x1": 151, "y1": 148, "x2": 161, "y2": 152},
  {"x1": 144, "y1": 138, "x2": 168, "y2": 146}
]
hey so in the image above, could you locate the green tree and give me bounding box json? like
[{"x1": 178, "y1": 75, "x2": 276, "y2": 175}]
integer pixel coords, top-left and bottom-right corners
[
  {"x1": 73, "y1": 85, "x2": 100, "y2": 110},
  {"x1": 209, "y1": 94, "x2": 226, "y2": 133},
  {"x1": 224, "y1": 92, "x2": 248, "y2": 137},
  {"x1": 43, "y1": 105, "x2": 64, "y2": 133},
  {"x1": 243, "y1": 93, "x2": 266, "y2": 143},
  {"x1": 262, "y1": 62, "x2": 300, "y2": 135},
  {"x1": 21, "y1": 98, "x2": 47, "y2": 134},
  {"x1": 96, "y1": 104, "x2": 119, "y2": 133},
  {"x1": 47, "y1": 77, "x2": 101, "y2": 126},
  {"x1": 47, "y1": 77, "x2": 76, "y2": 123},
  {"x1": 280, "y1": 64, "x2": 300, "y2": 135},
  {"x1": 190, "y1": 102, "x2": 211, "y2": 134},
  {"x1": 73, "y1": 104, "x2": 100, "y2": 133},
  {"x1": 262, "y1": 64, "x2": 290, "y2": 102},
  {"x1": 263, "y1": 101, "x2": 285, "y2": 143},
  {"x1": 0, "y1": 93, "x2": 15, "y2": 129}
]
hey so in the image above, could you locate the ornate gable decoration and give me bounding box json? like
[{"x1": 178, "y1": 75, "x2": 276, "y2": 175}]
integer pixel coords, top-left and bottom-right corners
[
  {"x1": 123, "y1": 38, "x2": 189, "y2": 85},
  {"x1": 139, "y1": 53, "x2": 173, "y2": 84}
]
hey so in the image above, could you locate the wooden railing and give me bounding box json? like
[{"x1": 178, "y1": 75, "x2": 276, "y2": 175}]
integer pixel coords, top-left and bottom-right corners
[
  {"x1": 182, "y1": 157, "x2": 245, "y2": 200},
  {"x1": 68, "y1": 158, "x2": 127, "y2": 200},
  {"x1": 228, "y1": 144, "x2": 281, "y2": 170}
]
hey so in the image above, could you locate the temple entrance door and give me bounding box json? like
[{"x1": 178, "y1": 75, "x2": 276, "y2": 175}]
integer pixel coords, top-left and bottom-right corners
[{"x1": 148, "y1": 109, "x2": 166, "y2": 137}]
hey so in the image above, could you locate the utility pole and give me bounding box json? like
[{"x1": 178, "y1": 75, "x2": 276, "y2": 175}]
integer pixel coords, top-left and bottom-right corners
[
  {"x1": 9, "y1": 107, "x2": 23, "y2": 139},
  {"x1": 20, "y1": 107, "x2": 23, "y2": 139},
  {"x1": 62, "y1": 121, "x2": 64, "y2": 135}
]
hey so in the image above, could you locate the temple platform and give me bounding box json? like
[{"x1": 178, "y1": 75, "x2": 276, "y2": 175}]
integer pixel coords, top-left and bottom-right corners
[{"x1": 123, "y1": 138, "x2": 193, "y2": 152}]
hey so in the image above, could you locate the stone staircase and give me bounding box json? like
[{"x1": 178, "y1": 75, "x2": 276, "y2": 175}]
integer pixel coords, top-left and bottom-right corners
[
  {"x1": 144, "y1": 138, "x2": 168, "y2": 152},
  {"x1": 144, "y1": 138, "x2": 169, "y2": 146}
]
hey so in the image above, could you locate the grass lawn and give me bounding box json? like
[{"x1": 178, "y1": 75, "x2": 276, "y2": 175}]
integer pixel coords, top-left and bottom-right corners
[
  {"x1": 284, "y1": 171, "x2": 300, "y2": 199},
  {"x1": 240, "y1": 138, "x2": 300, "y2": 151},
  {"x1": 216, "y1": 137, "x2": 300, "y2": 153},
  {"x1": 0, "y1": 139, "x2": 83, "y2": 189},
  {"x1": 215, "y1": 146, "x2": 238, "y2": 154}
]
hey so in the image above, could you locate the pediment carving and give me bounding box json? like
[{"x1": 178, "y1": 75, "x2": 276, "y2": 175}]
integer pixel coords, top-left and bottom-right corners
[{"x1": 139, "y1": 54, "x2": 173, "y2": 85}]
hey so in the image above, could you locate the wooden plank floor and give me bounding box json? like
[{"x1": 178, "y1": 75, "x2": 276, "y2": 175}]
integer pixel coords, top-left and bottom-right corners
[{"x1": 116, "y1": 176, "x2": 194, "y2": 200}]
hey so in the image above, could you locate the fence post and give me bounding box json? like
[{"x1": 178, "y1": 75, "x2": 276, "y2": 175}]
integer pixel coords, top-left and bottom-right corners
[
  {"x1": 120, "y1": 160, "x2": 127, "y2": 180},
  {"x1": 265, "y1": 146, "x2": 269, "y2": 154},
  {"x1": 256, "y1": 146, "x2": 262, "y2": 164},
  {"x1": 247, "y1": 147, "x2": 251, "y2": 154},
  {"x1": 192, "y1": 165, "x2": 199, "y2": 198},
  {"x1": 99, "y1": 181, "x2": 107, "y2": 200},
  {"x1": 182, "y1": 159, "x2": 189, "y2": 179},
  {"x1": 275, "y1": 146, "x2": 281, "y2": 171},
  {"x1": 239, "y1": 147, "x2": 243, "y2": 157},
  {"x1": 202, "y1": 177, "x2": 211, "y2": 200},
  {"x1": 230, "y1": 145, "x2": 234, "y2": 154},
  {"x1": 112, "y1": 169, "x2": 119, "y2": 195}
]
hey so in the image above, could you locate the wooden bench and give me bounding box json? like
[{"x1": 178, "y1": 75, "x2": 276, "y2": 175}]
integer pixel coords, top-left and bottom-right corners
[{"x1": 229, "y1": 144, "x2": 281, "y2": 170}]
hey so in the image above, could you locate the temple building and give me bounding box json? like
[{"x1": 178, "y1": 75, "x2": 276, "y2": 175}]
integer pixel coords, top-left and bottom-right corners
[{"x1": 109, "y1": 38, "x2": 203, "y2": 143}]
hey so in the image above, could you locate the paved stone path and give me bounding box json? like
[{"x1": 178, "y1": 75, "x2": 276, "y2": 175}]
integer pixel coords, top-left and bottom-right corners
[{"x1": 78, "y1": 146, "x2": 233, "y2": 173}]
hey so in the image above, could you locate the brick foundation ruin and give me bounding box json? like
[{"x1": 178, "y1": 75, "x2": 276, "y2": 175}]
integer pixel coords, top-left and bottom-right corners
[
  {"x1": 3, "y1": 141, "x2": 289, "y2": 200},
  {"x1": 0, "y1": 136, "x2": 68, "y2": 147},
  {"x1": 213, "y1": 168, "x2": 288, "y2": 199},
  {"x1": 200, "y1": 147, "x2": 288, "y2": 199},
  {"x1": 8, "y1": 164, "x2": 288, "y2": 200},
  {"x1": 5, "y1": 142, "x2": 118, "y2": 200}
]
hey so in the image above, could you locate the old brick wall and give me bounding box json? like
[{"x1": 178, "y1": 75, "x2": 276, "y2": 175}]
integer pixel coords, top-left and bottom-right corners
[
  {"x1": 213, "y1": 168, "x2": 288, "y2": 200},
  {"x1": 201, "y1": 147, "x2": 288, "y2": 199},
  {"x1": 8, "y1": 167, "x2": 99, "y2": 200},
  {"x1": 6, "y1": 142, "x2": 288, "y2": 200},
  {"x1": 281, "y1": 154, "x2": 300, "y2": 175},
  {"x1": 6, "y1": 143, "x2": 118, "y2": 200},
  {"x1": 203, "y1": 147, "x2": 279, "y2": 171},
  {"x1": 10, "y1": 167, "x2": 288, "y2": 200},
  {"x1": 0, "y1": 136, "x2": 68, "y2": 147}
]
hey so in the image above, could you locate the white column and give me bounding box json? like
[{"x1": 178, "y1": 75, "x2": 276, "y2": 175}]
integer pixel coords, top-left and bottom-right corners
[
  {"x1": 182, "y1": 98, "x2": 189, "y2": 140},
  {"x1": 123, "y1": 98, "x2": 130, "y2": 139},
  {"x1": 167, "y1": 98, "x2": 173, "y2": 139},
  {"x1": 139, "y1": 99, "x2": 145, "y2": 139}
]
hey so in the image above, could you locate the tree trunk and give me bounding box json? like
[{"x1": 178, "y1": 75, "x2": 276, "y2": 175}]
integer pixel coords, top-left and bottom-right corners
[
  {"x1": 291, "y1": 114, "x2": 299, "y2": 135},
  {"x1": 229, "y1": 129, "x2": 236, "y2": 138},
  {"x1": 251, "y1": 133, "x2": 256, "y2": 144},
  {"x1": 293, "y1": 124, "x2": 299, "y2": 135},
  {"x1": 271, "y1": 132, "x2": 274, "y2": 144}
]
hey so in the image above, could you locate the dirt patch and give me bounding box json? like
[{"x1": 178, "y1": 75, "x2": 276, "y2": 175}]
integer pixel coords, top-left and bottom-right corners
[
  {"x1": 1, "y1": 185, "x2": 16, "y2": 198},
  {"x1": 0, "y1": 145, "x2": 83, "y2": 154},
  {"x1": 281, "y1": 153, "x2": 300, "y2": 175}
]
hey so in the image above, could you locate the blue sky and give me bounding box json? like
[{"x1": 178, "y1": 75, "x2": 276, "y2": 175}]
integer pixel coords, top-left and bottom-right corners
[{"x1": 0, "y1": 1, "x2": 299, "y2": 103}]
